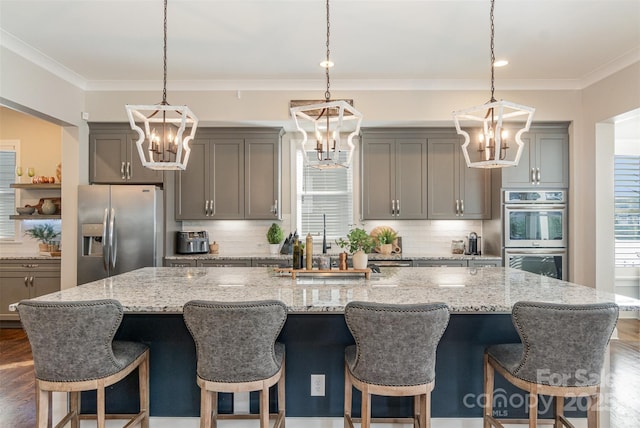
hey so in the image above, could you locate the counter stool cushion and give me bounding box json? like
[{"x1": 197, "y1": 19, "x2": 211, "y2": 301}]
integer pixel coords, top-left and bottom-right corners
[
  {"x1": 183, "y1": 299, "x2": 287, "y2": 428},
  {"x1": 344, "y1": 301, "x2": 450, "y2": 428},
  {"x1": 484, "y1": 301, "x2": 618, "y2": 428},
  {"x1": 17, "y1": 299, "x2": 149, "y2": 428}
]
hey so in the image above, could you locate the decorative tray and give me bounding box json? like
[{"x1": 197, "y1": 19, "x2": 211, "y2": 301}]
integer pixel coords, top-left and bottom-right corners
[{"x1": 274, "y1": 267, "x2": 371, "y2": 280}]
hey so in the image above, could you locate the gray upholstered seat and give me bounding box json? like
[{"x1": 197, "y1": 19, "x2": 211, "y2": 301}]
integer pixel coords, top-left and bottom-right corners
[
  {"x1": 183, "y1": 299, "x2": 287, "y2": 428},
  {"x1": 484, "y1": 301, "x2": 619, "y2": 428},
  {"x1": 17, "y1": 299, "x2": 149, "y2": 428},
  {"x1": 343, "y1": 301, "x2": 450, "y2": 428}
]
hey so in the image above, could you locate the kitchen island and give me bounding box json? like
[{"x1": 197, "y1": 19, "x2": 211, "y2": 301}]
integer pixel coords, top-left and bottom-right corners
[{"x1": 13, "y1": 267, "x2": 640, "y2": 422}]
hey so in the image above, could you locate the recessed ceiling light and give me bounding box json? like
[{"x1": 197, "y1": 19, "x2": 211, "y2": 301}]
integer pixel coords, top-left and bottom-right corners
[
  {"x1": 319, "y1": 60, "x2": 335, "y2": 68},
  {"x1": 494, "y1": 59, "x2": 509, "y2": 67}
]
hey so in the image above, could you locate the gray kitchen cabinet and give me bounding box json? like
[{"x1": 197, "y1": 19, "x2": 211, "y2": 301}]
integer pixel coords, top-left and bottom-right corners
[
  {"x1": 361, "y1": 130, "x2": 428, "y2": 220},
  {"x1": 414, "y1": 260, "x2": 467, "y2": 267},
  {"x1": 0, "y1": 260, "x2": 60, "y2": 321},
  {"x1": 176, "y1": 128, "x2": 282, "y2": 220},
  {"x1": 252, "y1": 258, "x2": 291, "y2": 268},
  {"x1": 501, "y1": 126, "x2": 569, "y2": 188},
  {"x1": 427, "y1": 137, "x2": 491, "y2": 219},
  {"x1": 164, "y1": 259, "x2": 197, "y2": 267},
  {"x1": 196, "y1": 259, "x2": 252, "y2": 267},
  {"x1": 89, "y1": 123, "x2": 163, "y2": 184},
  {"x1": 468, "y1": 259, "x2": 502, "y2": 267}
]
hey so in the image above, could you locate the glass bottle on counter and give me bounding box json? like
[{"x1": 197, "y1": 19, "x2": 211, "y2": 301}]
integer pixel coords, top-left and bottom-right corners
[
  {"x1": 306, "y1": 233, "x2": 313, "y2": 270},
  {"x1": 293, "y1": 237, "x2": 300, "y2": 269}
]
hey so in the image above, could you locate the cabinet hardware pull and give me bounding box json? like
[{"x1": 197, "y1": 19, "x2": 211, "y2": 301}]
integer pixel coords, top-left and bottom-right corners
[
  {"x1": 460, "y1": 199, "x2": 464, "y2": 215},
  {"x1": 536, "y1": 168, "x2": 541, "y2": 184},
  {"x1": 455, "y1": 199, "x2": 460, "y2": 216},
  {"x1": 391, "y1": 199, "x2": 396, "y2": 216},
  {"x1": 24, "y1": 277, "x2": 29, "y2": 287},
  {"x1": 396, "y1": 199, "x2": 400, "y2": 216},
  {"x1": 205, "y1": 200, "x2": 210, "y2": 216},
  {"x1": 121, "y1": 162, "x2": 126, "y2": 180},
  {"x1": 29, "y1": 276, "x2": 34, "y2": 287},
  {"x1": 273, "y1": 199, "x2": 278, "y2": 217},
  {"x1": 126, "y1": 162, "x2": 131, "y2": 180}
]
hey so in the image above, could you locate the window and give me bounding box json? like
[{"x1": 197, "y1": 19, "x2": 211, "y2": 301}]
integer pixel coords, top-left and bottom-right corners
[
  {"x1": 296, "y1": 150, "x2": 353, "y2": 240},
  {"x1": 614, "y1": 155, "x2": 640, "y2": 266},
  {"x1": 0, "y1": 143, "x2": 18, "y2": 240}
]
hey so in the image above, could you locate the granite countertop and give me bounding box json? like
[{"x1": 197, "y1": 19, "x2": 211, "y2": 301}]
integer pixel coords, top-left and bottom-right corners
[
  {"x1": 0, "y1": 255, "x2": 62, "y2": 260},
  {"x1": 13, "y1": 266, "x2": 640, "y2": 314},
  {"x1": 165, "y1": 253, "x2": 502, "y2": 261}
]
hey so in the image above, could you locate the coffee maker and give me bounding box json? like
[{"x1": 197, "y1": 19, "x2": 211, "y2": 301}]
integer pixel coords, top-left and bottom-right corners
[{"x1": 466, "y1": 232, "x2": 481, "y2": 255}]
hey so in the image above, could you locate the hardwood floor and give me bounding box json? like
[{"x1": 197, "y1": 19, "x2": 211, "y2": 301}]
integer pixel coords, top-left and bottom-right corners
[{"x1": 1, "y1": 320, "x2": 638, "y2": 428}]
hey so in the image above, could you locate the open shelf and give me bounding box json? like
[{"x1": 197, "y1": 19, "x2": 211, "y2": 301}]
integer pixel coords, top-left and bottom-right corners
[
  {"x1": 10, "y1": 183, "x2": 61, "y2": 189},
  {"x1": 10, "y1": 215, "x2": 61, "y2": 220}
]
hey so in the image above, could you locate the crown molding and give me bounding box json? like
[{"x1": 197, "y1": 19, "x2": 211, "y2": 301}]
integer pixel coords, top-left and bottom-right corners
[{"x1": 580, "y1": 48, "x2": 640, "y2": 89}]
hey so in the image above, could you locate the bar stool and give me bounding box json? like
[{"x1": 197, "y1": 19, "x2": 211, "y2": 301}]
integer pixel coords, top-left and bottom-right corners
[
  {"x1": 484, "y1": 301, "x2": 619, "y2": 428},
  {"x1": 17, "y1": 299, "x2": 150, "y2": 428},
  {"x1": 343, "y1": 301, "x2": 450, "y2": 428},
  {"x1": 183, "y1": 300, "x2": 287, "y2": 428}
]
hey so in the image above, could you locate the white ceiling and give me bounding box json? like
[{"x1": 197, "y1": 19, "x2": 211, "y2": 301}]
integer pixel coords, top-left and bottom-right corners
[{"x1": 1, "y1": 0, "x2": 639, "y2": 92}]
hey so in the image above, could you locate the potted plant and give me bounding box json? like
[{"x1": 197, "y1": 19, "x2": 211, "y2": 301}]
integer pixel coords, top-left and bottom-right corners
[
  {"x1": 336, "y1": 227, "x2": 375, "y2": 269},
  {"x1": 266, "y1": 223, "x2": 284, "y2": 255},
  {"x1": 375, "y1": 228, "x2": 398, "y2": 255},
  {"x1": 24, "y1": 223, "x2": 61, "y2": 253}
]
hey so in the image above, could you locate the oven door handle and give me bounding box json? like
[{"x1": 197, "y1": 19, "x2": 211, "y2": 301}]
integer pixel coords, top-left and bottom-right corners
[
  {"x1": 505, "y1": 249, "x2": 566, "y2": 255},
  {"x1": 505, "y1": 205, "x2": 566, "y2": 210}
]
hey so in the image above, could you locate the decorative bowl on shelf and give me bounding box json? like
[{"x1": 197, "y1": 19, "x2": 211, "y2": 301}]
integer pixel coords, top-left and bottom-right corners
[{"x1": 16, "y1": 206, "x2": 35, "y2": 215}]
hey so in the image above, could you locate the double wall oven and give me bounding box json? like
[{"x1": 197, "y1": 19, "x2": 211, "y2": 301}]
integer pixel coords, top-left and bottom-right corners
[{"x1": 503, "y1": 190, "x2": 567, "y2": 280}]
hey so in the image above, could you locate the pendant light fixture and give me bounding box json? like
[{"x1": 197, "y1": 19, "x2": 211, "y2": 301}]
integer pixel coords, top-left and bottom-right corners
[
  {"x1": 289, "y1": 0, "x2": 363, "y2": 170},
  {"x1": 125, "y1": 0, "x2": 198, "y2": 171},
  {"x1": 452, "y1": 0, "x2": 534, "y2": 169}
]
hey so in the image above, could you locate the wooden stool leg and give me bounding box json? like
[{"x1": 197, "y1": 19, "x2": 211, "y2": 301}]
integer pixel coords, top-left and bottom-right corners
[
  {"x1": 259, "y1": 383, "x2": 269, "y2": 428},
  {"x1": 344, "y1": 363, "x2": 352, "y2": 428},
  {"x1": 70, "y1": 391, "x2": 80, "y2": 428},
  {"x1": 139, "y1": 352, "x2": 150, "y2": 428},
  {"x1": 554, "y1": 396, "x2": 564, "y2": 428},
  {"x1": 278, "y1": 360, "x2": 286, "y2": 427},
  {"x1": 97, "y1": 384, "x2": 106, "y2": 428},
  {"x1": 587, "y1": 392, "x2": 600, "y2": 428},
  {"x1": 423, "y1": 393, "x2": 430, "y2": 428},
  {"x1": 200, "y1": 388, "x2": 213, "y2": 428},
  {"x1": 413, "y1": 395, "x2": 420, "y2": 428},
  {"x1": 484, "y1": 354, "x2": 495, "y2": 428},
  {"x1": 361, "y1": 384, "x2": 371, "y2": 428},
  {"x1": 35, "y1": 383, "x2": 49, "y2": 428},
  {"x1": 528, "y1": 387, "x2": 538, "y2": 428},
  {"x1": 212, "y1": 391, "x2": 218, "y2": 428}
]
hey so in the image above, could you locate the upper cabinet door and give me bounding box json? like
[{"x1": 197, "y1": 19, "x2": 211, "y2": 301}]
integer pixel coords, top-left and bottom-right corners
[
  {"x1": 395, "y1": 139, "x2": 427, "y2": 219},
  {"x1": 210, "y1": 139, "x2": 244, "y2": 219},
  {"x1": 126, "y1": 134, "x2": 164, "y2": 184},
  {"x1": 361, "y1": 138, "x2": 396, "y2": 220},
  {"x1": 175, "y1": 139, "x2": 209, "y2": 220},
  {"x1": 245, "y1": 138, "x2": 280, "y2": 220},
  {"x1": 427, "y1": 138, "x2": 459, "y2": 219},
  {"x1": 90, "y1": 132, "x2": 128, "y2": 183}
]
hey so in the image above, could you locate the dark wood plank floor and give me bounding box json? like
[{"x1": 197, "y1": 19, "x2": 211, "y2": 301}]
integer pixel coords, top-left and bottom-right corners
[{"x1": 1, "y1": 320, "x2": 638, "y2": 427}]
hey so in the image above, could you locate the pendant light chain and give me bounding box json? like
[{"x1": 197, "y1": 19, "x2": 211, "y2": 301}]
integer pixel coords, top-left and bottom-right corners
[
  {"x1": 162, "y1": 0, "x2": 168, "y2": 105},
  {"x1": 324, "y1": 0, "x2": 331, "y2": 101},
  {"x1": 489, "y1": 0, "x2": 496, "y2": 103}
]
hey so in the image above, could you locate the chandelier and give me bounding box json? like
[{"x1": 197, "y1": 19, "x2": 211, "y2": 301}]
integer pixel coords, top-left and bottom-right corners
[
  {"x1": 125, "y1": 0, "x2": 198, "y2": 171},
  {"x1": 289, "y1": 0, "x2": 363, "y2": 170},
  {"x1": 452, "y1": 0, "x2": 534, "y2": 169}
]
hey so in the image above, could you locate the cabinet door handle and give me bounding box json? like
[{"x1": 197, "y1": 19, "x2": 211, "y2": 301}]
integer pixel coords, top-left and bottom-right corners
[
  {"x1": 205, "y1": 200, "x2": 210, "y2": 216},
  {"x1": 460, "y1": 199, "x2": 464, "y2": 215},
  {"x1": 536, "y1": 168, "x2": 541, "y2": 185},
  {"x1": 396, "y1": 200, "x2": 400, "y2": 216},
  {"x1": 126, "y1": 162, "x2": 131, "y2": 180},
  {"x1": 272, "y1": 199, "x2": 278, "y2": 217},
  {"x1": 29, "y1": 276, "x2": 34, "y2": 287},
  {"x1": 455, "y1": 199, "x2": 460, "y2": 216},
  {"x1": 391, "y1": 200, "x2": 396, "y2": 216},
  {"x1": 121, "y1": 162, "x2": 126, "y2": 180},
  {"x1": 24, "y1": 277, "x2": 29, "y2": 287}
]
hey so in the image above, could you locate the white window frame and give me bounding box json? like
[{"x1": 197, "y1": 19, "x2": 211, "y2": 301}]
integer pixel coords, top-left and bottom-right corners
[
  {"x1": 0, "y1": 140, "x2": 21, "y2": 242},
  {"x1": 614, "y1": 154, "x2": 640, "y2": 267},
  {"x1": 290, "y1": 136, "x2": 358, "y2": 243}
]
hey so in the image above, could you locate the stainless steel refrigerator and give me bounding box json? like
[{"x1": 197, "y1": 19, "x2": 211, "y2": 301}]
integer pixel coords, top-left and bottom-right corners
[{"x1": 77, "y1": 185, "x2": 163, "y2": 285}]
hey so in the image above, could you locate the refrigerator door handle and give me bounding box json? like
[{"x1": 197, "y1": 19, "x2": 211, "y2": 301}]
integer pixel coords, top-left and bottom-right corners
[
  {"x1": 102, "y1": 208, "x2": 109, "y2": 271},
  {"x1": 109, "y1": 208, "x2": 117, "y2": 270}
]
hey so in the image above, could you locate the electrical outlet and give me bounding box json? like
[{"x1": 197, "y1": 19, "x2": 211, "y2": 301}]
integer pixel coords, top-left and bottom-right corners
[{"x1": 310, "y1": 374, "x2": 325, "y2": 396}]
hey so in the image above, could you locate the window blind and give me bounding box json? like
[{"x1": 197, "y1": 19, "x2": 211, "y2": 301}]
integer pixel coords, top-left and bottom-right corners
[
  {"x1": 297, "y1": 150, "x2": 353, "y2": 239},
  {"x1": 0, "y1": 150, "x2": 17, "y2": 239},
  {"x1": 614, "y1": 155, "x2": 640, "y2": 266}
]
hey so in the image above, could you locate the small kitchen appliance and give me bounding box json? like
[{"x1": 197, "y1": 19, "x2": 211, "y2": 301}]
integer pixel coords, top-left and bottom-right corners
[
  {"x1": 177, "y1": 231, "x2": 210, "y2": 254},
  {"x1": 466, "y1": 232, "x2": 481, "y2": 255}
]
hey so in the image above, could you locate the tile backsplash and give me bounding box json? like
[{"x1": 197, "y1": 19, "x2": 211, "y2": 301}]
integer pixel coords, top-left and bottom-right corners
[{"x1": 181, "y1": 217, "x2": 486, "y2": 257}]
